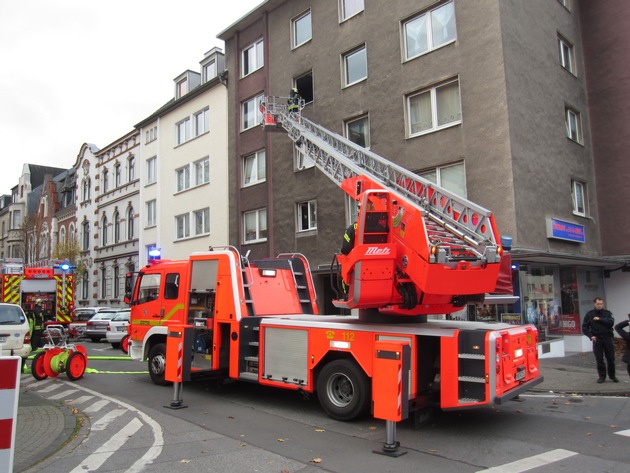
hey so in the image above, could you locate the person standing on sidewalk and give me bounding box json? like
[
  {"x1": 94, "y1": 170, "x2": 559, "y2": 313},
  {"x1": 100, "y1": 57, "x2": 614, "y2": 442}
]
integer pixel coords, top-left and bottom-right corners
[
  {"x1": 28, "y1": 299, "x2": 45, "y2": 349},
  {"x1": 615, "y1": 313, "x2": 630, "y2": 378},
  {"x1": 582, "y1": 297, "x2": 618, "y2": 383}
]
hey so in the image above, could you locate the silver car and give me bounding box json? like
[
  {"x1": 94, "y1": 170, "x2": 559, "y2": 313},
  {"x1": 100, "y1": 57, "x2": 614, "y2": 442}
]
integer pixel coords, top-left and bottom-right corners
[
  {"x1": 0, "y1": 302, "x2": 32, "y2": 359},
  {"x1": 105, "y1": 309, "x2": 130, "y2": 348},
  {"x1": 84, "y1": 309, "x2": 119, "y2": 342}
]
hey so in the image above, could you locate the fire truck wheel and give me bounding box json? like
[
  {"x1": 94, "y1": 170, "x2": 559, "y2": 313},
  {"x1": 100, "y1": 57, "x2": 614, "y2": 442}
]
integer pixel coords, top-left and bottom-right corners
[
  {"x1": 316, "y1": 359, "x2": 370, "y2": 421},
  {"x1": 66, "y1": 351, "x2": 87, "y2": 381},
  {"x1": 121, "y1": 335, "x2": 130, "y2": 354},
  {"x1": 32, "y1": 352, "x2": 49, "y2": 381},
  {"x1": 148, "y1": 343, "x2": 169, "y2": 386}
]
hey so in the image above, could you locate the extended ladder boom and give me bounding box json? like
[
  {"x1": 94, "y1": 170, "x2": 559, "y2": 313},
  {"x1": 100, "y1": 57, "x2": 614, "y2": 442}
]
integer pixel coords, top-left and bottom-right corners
[{"x1": 262, "y1": 96, "x2": 501, "y2": 264}]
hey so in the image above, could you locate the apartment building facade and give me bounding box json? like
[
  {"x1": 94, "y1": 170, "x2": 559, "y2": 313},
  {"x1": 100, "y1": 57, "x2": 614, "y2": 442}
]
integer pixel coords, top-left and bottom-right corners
[{"x1": 219, "y1": 0, "x2": 630, "y2": 351}]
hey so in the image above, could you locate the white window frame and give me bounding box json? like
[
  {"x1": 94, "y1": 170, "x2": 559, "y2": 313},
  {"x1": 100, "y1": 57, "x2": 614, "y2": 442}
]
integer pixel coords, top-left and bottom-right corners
[
  {"x1": 292, "y1": 10, "x2": 312, "y2": 49},
  {"x1": 114, "y1": 211, "x2": 120, "y2": 243},
  {"x1": 194, "y1": 108, "x2": 209, "y2": 136},
  {"x1": 127, "y1": 207, "x2": 135, "y2": 240},
  {"x1": 203, "y1": 59, "x2": 217, "y2": 82},
  {"x1": 82, "y1": 221, "x2": 90, "y2": 251},
  {"x1": 176, "y1": 117, "x2": 190, "y2": 145},
  {"x1": 147, "y1": 156, "x2": 157, "y2": 185},
  {"x1": 243, "y1": 208, "x2": 267, "y2": 244},
  {"x1": 242, "y1": 150, "x2": 266, "y2": 186},
  {"x1": 241, "y1": 38, "x2": 264, "y2": 77},
  {"x1": 194, "y1": 208, "x2": 210, "y2": 236},
  {"x1": 403, "y1": 1, "x2": 456, "y2": 61},
  {"x1": 340, "y1": 0, "x2": 364, "y2": 22},
  {"x1": 145, "y1": 126, "x2": 157, "y2": 144},
  {"x1": 571, "y1": 180, "x2": 586, "y2": 216},
  {"x1": 102, "y1": 169, "x2": 109, "y2": 193},
  {"x1": 407, "y1": 78, "x2": 462, "y2": 137},
  {"x1": 345, "y1": 115, "x2": 370, "y2": 148},
  {"x1": 146, "y1": 200, "x2": 156, "y2": 228},
  {"x1": 175, "y1": 213, "x2": 190, "y2": 240},
  {"x1": 297, "y1": 200, "x2": 317, "y2": 233},
  {"x1": 194, "y1": 157, "x2": 210, "y2": 186},
  {"x1": 419, "y1": 161, "x2": 467, "y2": 198},
  {"x1": 176, "y1": 165, "x2": 191, "y2": 193},
  {"x1": 558, "y1": 35, "x2": 575, "y2": 74},
  {"x1": 128, "y1": 157, "x2": 135, "y2": 181},
  {"x1": 342, "y1": 45, "x2": 367, "y2": 87},
  {"x1": 114, "y1": 164, "x2": 121, "y2": 188},
  {"x1": 294, "y1": 146, "x2": 314, "y2": 171},
  {"x1": 176, "y1": 78, "x2": 188, "y2": 98},
  {"x1": 241, "y1": 94, "x2": 264, "y2": 131},
  {"x1": 565, "y1": 107, "x2": 582, "y2": 144}
]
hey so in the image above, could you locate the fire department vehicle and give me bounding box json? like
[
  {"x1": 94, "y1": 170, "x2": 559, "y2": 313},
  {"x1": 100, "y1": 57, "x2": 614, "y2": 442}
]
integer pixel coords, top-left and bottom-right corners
[
  {"x1": 1, "y1": 259, "x2": 75, "y2": 326},
  {"x1": 126, "y1": 98, "x2": 542, "y2": 421}
]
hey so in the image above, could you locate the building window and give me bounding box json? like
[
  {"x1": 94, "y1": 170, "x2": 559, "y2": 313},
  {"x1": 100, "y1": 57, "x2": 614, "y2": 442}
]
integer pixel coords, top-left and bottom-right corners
[
  {"x1": 565, "y1": 107, "x2": 582, "y2": 143},
  {"x1": 114, "y1": 164, "x2": 121, "y2": 188},
  {"x1": 11, "y1": 210, "x2": 21, "y2": 229},
  {"x1": 82, "y1": 179, "x2": 90, "y2": 201},
  {"x1": 145, "y1": 126, "x2": 157, "y2": 144},
  {"x1": 194, "y1": 158, "x2": 210, "y2": 186},
  {"x1": 146, "y1": 200, "x2": 156, "y2": 228},
  {"x1": 295, "y1": 146, "x2": 314, "y2": 171},
  {"x1": 243, "y1": 208, "x2": 267, "y2": 243},
  {"x1": 128, "y1": 157, "x2": 135, "y2": 181},
  {"x1": 147, "y1": 156, "x2": 157, "y2": 185},
  {"x1": 194, "y1": 208, "x2": 210, "y2": 236},
  {"x1": 572, "y1": 180, "x2": 586, "y2": 216},
  {"x1": 101, "y1": 216, "x2": 108, "y2": 246},
  {"x1": 176, "y1": 165, "x2": 191, "y2": 192},
  {"x1": 340, "y1": 0, "x2": 364, "y2": 21},
  {"x1": 297, "y1": 200, "x2": 317, "y2": 232},
  {"x1": 343, "y1": 45, "x2": 367, "y2": 87},
  {"x1": 175, "y1": 213, "x2": 190, "y2": 240},
  {"x1": 558, "y1": 35, "x2": 575, "y2": 74},
  {"x1": 59, "y1": 226, "x2": 66, "y2": 244},
  {"x1": 176, "y1": 117, "x2": 191, "y2": 145},
  {"x1": 345, "y1": 115, "x2": 370, "y2": 148},
  {"x1": 113, "y1": 266, "x2": 120, "y2": 298},
  {"x1": 243, "y1": 150, "x2": 266, "y2": 186},
  {"x1": 407, "y1": 79, "x2": 461, "y2": 136},
  {"x1": 102, "y1": 169, "x2": 109, "y2": 193},
  {"x1": 403, "y1": 1, "x2": 456, "y2": 61},
  {"x1": 82, "y1": 270, "x2": 89, "y2": 300},
  {"x1": 176, "y1": 78, "x2": 188, "y2": 98},
  {"x1": 82, "y1": 221, "x2": 90, "y2": 251},
  {"x1": 294, "y1": 72, "x2": 314, "y2": 104},
  {"x1": 242, "y1": 38, "x2": 264, "y2": 77},
  {"x1": 292, "y1": 10, "x2": 312, "y2": 48},
  {"x1": 101, "y1": 267, "x2": 107, "y2": 299},
  {"x1": 419, "y1": 162, "x2": 466, "y2": 198},
  {"x1": 242, "y1": 95, "x2": 264, "y2": 131},
  {"x1": 203, "y1": 59, "x2": 217, "y2": 82},
  {"x1": 114, "y1": 211, "x2": 120, "y2": 243},
  {"x1": 194, "y1": 108, "x2": 209, "y2": 136},
  {"x1": 127, "y1": 207, "x2": 135, "y2": 239}
]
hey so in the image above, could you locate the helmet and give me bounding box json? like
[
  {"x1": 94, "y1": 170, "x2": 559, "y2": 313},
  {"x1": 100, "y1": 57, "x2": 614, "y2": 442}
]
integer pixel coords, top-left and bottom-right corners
[
  {"x1": 35, "y1": 299, "x2": 42, "y2": 304},
  {"x1": 292, "y1": 87, "x2": 298, "y2": 93}
]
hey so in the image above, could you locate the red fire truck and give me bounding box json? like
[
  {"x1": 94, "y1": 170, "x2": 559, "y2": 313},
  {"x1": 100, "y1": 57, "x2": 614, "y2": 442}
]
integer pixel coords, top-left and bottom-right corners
[
  {"x1": 126, "y1": 99, "x2": 542, "y2": 421},
  {"x1": 1, "y1": 259, "x2": 75, "y2": 326}
]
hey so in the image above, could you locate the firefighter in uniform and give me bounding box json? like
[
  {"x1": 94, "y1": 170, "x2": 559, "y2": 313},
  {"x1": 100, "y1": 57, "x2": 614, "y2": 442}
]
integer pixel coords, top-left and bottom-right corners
[
  {"x1": 288, "y1": 87, "x2": 301, "y2": 113},
  {"x1": 29, "y1": 299, "x2": 45, "y2": 349}
]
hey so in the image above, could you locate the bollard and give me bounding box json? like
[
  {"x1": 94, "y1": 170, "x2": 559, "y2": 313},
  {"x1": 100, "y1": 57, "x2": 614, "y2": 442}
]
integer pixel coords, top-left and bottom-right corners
[
  {"x1": 164, "y1": 325, "x2": 192, "y2": 409},
  {"x1": 372, "y1": 341, "x2": 410, "y2": 457},
  {"x1": 0, "y1": 356, "x2": 21, "y2": 473}
]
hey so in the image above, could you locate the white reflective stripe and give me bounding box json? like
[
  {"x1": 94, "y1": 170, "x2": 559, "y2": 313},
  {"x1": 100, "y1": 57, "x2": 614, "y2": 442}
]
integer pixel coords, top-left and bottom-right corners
[
  {"x1": 69, "y1": 418, "x2": 142, "y2": 473},
  {"x1": 83, "y1": 399, "x2": 110, "y2": 413},
  {"x1": 477, "y1": 449, "x2": 578, "y2": 473}
]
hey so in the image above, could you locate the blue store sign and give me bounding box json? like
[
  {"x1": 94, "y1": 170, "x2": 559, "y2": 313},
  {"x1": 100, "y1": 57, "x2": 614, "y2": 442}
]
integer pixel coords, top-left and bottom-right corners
[{"x1": 546, "y1": 218, "x2": 585, "y2": 243}]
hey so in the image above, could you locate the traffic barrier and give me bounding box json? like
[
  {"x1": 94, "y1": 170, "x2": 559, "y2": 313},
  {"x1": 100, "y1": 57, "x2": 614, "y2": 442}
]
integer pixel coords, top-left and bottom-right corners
[
  {"x1": 165, "y1": 325, "x2": 192, "y2": 409},
  {"x1": 0, "y1": 356, "x2": 21, "y2": 473}
]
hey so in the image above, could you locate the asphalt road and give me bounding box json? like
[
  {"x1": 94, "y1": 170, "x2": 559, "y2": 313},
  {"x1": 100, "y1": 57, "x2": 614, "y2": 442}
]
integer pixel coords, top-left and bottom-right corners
[{"x1": 20, "y1": 340, "x2": 630, "y2": 472}]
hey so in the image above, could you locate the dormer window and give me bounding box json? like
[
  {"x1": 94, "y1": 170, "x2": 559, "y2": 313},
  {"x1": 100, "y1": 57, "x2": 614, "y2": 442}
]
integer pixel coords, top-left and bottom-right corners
[{"x1": 176, "y1": 78, "x2": 188, "y2": 99}]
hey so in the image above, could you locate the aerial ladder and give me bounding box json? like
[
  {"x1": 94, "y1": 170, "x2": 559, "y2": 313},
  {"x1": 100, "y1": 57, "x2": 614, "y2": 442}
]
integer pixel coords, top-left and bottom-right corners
[{"x1": 261, "y1": 96, "x2": 504, "y2": 318}]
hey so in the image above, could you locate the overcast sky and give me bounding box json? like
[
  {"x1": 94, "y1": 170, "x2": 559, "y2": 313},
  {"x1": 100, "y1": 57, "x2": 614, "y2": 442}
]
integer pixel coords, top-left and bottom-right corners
[{"x1": 0, "y1": 0, "x2": 263, "y2": 195}]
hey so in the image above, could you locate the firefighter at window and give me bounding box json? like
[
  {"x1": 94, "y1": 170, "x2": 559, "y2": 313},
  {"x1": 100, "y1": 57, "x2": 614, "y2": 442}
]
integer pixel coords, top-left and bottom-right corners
[{"x1": 288, "y1": 87, "x2": 301, "y2": 113}]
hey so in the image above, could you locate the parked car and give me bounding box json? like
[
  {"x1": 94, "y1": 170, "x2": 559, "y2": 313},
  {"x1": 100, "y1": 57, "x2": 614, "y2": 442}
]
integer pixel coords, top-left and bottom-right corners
[
  {"x1": 0, "y1": 302, "x2": 32, "y2": 360},
  {"x1": 68, "y1": 307, "x2": 110, "y2": 339},
  {"x1": 84, "y1": 308, "x2": 120, "y2": 342},
  {"x1": 105, "y1": 309, "x2": 130, "y2": 349}
]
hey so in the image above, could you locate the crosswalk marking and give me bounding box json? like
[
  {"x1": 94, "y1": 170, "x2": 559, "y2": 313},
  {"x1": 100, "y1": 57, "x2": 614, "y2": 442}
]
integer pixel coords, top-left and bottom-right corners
[
  {"x1": 47, "y1": 389, "x2": 79, "y2": 400},
  {"x1": 615, "y1": 429, "x2": 630, "y2": 437},
  {"x1": 476, "y1": 449, "x2": 578, "y2": 473},
  {"x1": 83, "y1": 399, "x2": 110, "y2": 414},
  {"x1": 37, "y1": 383, "x2": 61, "y2": 393},
  {"x1": 92, "y1": 409, "x2": 127, "y2": 431},
  {"x1": 68, "y1": 418, "x2": 143, "y2": 473},
  {"x1": 71, "y1": 395, "x2": 95, "y2": 404}
]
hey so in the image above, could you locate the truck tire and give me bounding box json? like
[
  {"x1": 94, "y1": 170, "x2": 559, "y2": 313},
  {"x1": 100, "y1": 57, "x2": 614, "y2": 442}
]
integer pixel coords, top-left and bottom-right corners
[
  {"x1": 148, "y1": 343, "x2": 168, "y2": 386},
  {"x1": 316, "y1": 359, "x2": 370, "y2": 421}
]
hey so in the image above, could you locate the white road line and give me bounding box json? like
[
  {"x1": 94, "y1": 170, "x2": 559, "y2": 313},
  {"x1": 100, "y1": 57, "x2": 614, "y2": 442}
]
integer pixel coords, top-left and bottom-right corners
[
  {"x1": 615, "y1": 429, "x2": 630, "y2": 437},
  {"x1": 57, "y1": 379, "x2": 163, "y2": 473},
  {"x1": 83, "y1": 399, "x2": 110, "y2": 414},
  {"x1": 47, "y1": 389, "x2": 79, "y2": 400},
  {"x1": 92, "y1": 408, "x2": 127, "y2": 431},
  {"x1": 476, "y1": 449, "x2": 578, "y2": 473},
  {"x1": 37, "y1": 383, "x2": 61, "y2": 393},
  {"x1": 71, "y1": 395, "x2": 95, "y2": 404},
  {"x1": 69, "y1": 417, "x2": 142, "y2": 473}
]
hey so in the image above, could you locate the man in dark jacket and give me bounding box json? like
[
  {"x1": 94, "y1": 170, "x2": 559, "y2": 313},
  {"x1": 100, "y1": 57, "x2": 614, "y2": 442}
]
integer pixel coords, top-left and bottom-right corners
[
  {"x1": 582, "y1": 297, "x2": 618, "y2": 383},
  {"x1": 615, "y1": 314, "x2": 630, "y2": 378},
  {"x1": 29, "y1": 299, "x2": 45, "y2": 349}
]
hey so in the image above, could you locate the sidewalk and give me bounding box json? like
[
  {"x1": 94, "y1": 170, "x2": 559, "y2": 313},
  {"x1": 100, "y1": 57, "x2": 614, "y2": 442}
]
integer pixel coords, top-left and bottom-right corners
[{"x1": 14, "y1": 353, "x2": 630, "y2": 472}]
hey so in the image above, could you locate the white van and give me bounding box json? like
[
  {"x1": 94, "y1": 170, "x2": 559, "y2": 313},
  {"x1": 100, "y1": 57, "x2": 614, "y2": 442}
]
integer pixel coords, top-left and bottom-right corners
[{"x1": 0, "y1": 303, "x2": 32, "y2": 359}]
